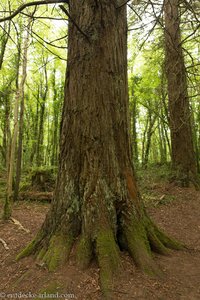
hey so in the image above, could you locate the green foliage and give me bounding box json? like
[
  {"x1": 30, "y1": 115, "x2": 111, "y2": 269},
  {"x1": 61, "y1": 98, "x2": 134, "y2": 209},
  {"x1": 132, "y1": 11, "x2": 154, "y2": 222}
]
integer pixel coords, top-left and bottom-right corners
[{"x1": 0, "y1": 3, "x2": 66, "y2": 170}]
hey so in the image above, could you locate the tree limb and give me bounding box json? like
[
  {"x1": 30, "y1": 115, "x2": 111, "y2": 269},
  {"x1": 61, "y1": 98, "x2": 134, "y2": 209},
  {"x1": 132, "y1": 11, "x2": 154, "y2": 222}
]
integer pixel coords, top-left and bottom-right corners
[
  {"x1": 0, "y1": 0, "x2": 68, "y2": 23},
  {"x1": 59, "y1": 5, "x2": 90, "y2": 41}
]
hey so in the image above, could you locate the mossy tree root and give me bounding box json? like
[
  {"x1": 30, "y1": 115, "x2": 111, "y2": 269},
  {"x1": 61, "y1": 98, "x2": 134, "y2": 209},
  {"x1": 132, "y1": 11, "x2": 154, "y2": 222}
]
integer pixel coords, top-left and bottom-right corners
[
  {"x1": 16, "y1": 233, "x2": 42, "y2": 261},
  {"x1": 76, "y1": 235, "x2": 93, "y2": 270},
  {"x1": 2, "y1": 196, "x2": 12, "y2": 221},
  {"x1": 76, "y1": 228, "x2": 121, "y2": 299},
  {"x1": 16, "y1": 231, "x2": 74, "y2": 272},
  {"x1": 148, "y1": 221, "x2": 185, "y2": 251},
  {"x1": 38, "y1": 234, "x2": 74, "y2": 271},
  {"x1": 120, "y1": 214, "x2": 185, "y2": 276},
  {"x1": 123, "y1": 217, "x2": 161, "y2": 276},
  {"x1": 95, "y1": 229, "x2": 120, "y2": 299},
  {"x1": 16, "y1": 202, "x2": 185, "y2": 300}
]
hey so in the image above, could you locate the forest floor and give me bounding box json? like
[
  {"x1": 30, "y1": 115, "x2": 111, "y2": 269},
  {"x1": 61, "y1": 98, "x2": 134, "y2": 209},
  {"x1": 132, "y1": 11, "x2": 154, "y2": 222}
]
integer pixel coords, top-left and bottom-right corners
[{"x1": 0, "y1": 166, "x2": 200, "y2": 300}]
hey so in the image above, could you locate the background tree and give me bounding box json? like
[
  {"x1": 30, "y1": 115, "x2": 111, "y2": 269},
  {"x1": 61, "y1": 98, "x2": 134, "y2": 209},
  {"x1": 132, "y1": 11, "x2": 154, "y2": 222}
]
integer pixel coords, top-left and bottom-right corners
[
  {"x1": 3, "y1": 16, "x2": 30, "y2": 218},
  {"x1": 14, "y1": 17, "x2": 32, "y2": 201},
  {"x1": 164, "y1": 0, "x2": 199, "y2": 187}
]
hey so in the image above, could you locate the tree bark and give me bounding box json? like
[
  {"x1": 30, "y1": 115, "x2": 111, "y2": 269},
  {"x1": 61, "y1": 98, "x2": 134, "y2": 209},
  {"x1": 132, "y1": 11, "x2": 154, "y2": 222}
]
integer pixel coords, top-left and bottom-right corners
[
  {"x1": 50, "y1": 68, "x2": 60, "y2": 166},
  {"x1": 3, "y1": 87, "x2": 20, "y2": 219},
  {"x1": 36, "y1": 58, "x2": 48, "y2": 166},
  {"x1": 130, "y1": 78, "x2": 139, "y2": 164},
  {"x1": 14, "y1": 18, "x2": 31, "y2": 201},
  {"x1": 0, "y1": 11, "x2": 11, "y2": 70},
  {"x1": 142, "y1": 112, "x2": 156, "y2": 168},
  {"x1": 164, "y1": 0, "x2": 199, "y2": 188},
  {"x1": 18, "y1": 1, "x2": 184, "y2": 297},
  {"x1": 30, "y1": 88, "x2": 40, "y2": 165}
]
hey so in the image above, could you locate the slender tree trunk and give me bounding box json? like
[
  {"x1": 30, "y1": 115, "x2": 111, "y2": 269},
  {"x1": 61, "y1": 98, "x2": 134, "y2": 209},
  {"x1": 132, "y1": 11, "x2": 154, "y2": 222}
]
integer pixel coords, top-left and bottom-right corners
[
  {"x1": 130, "y1": 84, "x2": 138, "y2": 164},
  {"x1": 1, "y1": 90, "x2": 11, "y2": 168},
  {"x1": 164, "y1": 0, "x2": 199, "y2": 187},
  {"x1": 45, "y1": 108, "x2": 51, "y2": 165},
  {"x1": 18, "y1": 2, "x2": 183, "y2": 297},
  {"x1": 30, "y1": 89, "x2": 39, "y2": 165},
  {"x1": 142, "y1": 116, "x2": 148, "y2": 165},
  {"x1": 36, "y1": 61, "x2": 48, "y2": 166},
  {"x1": 14, "y1": 19, "x2": 31, "y2": 201},
  {"x1": 3, "y1": 19, "x2": 23, "y2": 218},
  {"x1": 3, "y1": 84, "x2": 20, "y2": 219},
  {"x1": 142, "y1": 113, "x2": 156, "y2": 168},
  {"x1": 158, "y1": 118, "x2": 167, "y2": 164},
  {"x1": 0, "y1": 11, "x2": 11, "y2": 69},
  {"x1": 51, "y1": 68, "x2": 60, "y2": 166}
]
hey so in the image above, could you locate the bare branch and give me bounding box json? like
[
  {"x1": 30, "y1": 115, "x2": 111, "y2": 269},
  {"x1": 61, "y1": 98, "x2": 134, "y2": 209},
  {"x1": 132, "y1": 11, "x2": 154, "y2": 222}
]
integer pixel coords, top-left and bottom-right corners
[
  {"x1": 117, "y1": 0, "x2": 131, "y2": 9},
  {"x1": 0, "y1": 0, "x2": 68, "y2": 23},
  {"x1": 59, "y1": 5, "x2": 90, "y2": 42},
  {"x1": 32, "y1": 30, "x2": 67, "y2": 49},
  {"x1": 11, "y1": 217, "x2": 30, "y2": 233},
  {"x1": 21, "y1": 11, "x2": 66, "y2": 21},
  {"x1": 30, "y1": 29, "x2": 67, "y2": 61}
]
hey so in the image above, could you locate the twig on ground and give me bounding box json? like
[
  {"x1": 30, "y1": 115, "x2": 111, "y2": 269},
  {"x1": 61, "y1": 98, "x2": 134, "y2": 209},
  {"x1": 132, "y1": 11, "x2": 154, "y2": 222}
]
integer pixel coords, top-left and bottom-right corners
[
  {"x1": 0, "y1": 238, "x2": 9, "y2": 250},
  {"x1": 11, "y1": 217, "x2": 30, "y2": 233}
]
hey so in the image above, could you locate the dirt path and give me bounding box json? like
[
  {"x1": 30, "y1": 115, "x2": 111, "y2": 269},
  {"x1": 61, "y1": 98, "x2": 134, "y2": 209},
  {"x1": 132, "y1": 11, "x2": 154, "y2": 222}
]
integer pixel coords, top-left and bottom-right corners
[{"x1": 0, "y1": 184, "x2": 200, "y2": 299}]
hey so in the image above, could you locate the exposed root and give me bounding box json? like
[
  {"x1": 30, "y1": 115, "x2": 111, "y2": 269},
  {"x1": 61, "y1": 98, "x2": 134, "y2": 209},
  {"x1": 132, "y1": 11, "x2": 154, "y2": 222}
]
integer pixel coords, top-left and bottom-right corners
[
  {"x1": 147, "y1": 228, "x2": 169, "y2": 255},
  {"x1": 2, "y1": 196, "x2": 12, "y2": 221},
  {"x1": 96, "y1": 229, "x2": 120, "y2": 299},
  {"x1": 37, "y1": 246, "x2": 47, "y2": 261},
  {"x1": 144, "y1": 216, "x2": 185, "y2": 251},
  {"x1": 123, "y1": 217, "x2": 161, "y2": 276},
  {"x1": 16, "y1": 189, "x2": 185, "y2": 300},
  {"x1": 153, "y1": 225, "x2": 185, "y2": 250},
  {"x1": 16, "y1": 238, "x2": 38, "y2": 261},
  {"x1": 76, "y1": 235, "x2": 93, "y2": 269},
  {"x1": 16, "y1": 230, "x2": 45, "y2": 261},
  {"x1": 40, "y1": 234, "x2": 73, "y2": 272}
]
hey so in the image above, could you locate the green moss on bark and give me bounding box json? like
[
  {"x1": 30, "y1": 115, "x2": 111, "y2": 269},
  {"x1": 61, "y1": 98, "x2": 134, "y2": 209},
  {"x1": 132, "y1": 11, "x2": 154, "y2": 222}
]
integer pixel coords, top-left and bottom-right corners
[
  {"x1": 16, "y1": 239, "x2": 37, "y2": 261},
  {"x1": 96, "y1": 229, "x2": 120, "y2": 299},
  {"x1": 42, "y1": 234, "x2": 73, "y2": 271},
  {"x1": 2, "y1": 196, "x2": 12, "y2": 220},
  {"x1": 37, "y1": 247, "x2": 47, "y2": 261},
  {"x1": 154, "y1": 225, "x2": 185, "y2": 250},
  {"x1": 76, "y1": 235, "x2": 93, "y2": 269},
  {"x1": 147, "y1": 229, "x2": 169, "y2": 255},
  {"x1": 124, "y1": 216, "x2": 161, "y2": 276}
]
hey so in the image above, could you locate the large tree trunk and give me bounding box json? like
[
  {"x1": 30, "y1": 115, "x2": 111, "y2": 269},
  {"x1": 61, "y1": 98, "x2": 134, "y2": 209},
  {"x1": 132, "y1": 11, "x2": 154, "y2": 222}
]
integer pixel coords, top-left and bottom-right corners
[
  {"x1": 18, "y1": 1, "x2": 183, "y2": 297},
  {"x1": 164, "y1": 0, "x2": 199, "y2": 188}
]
